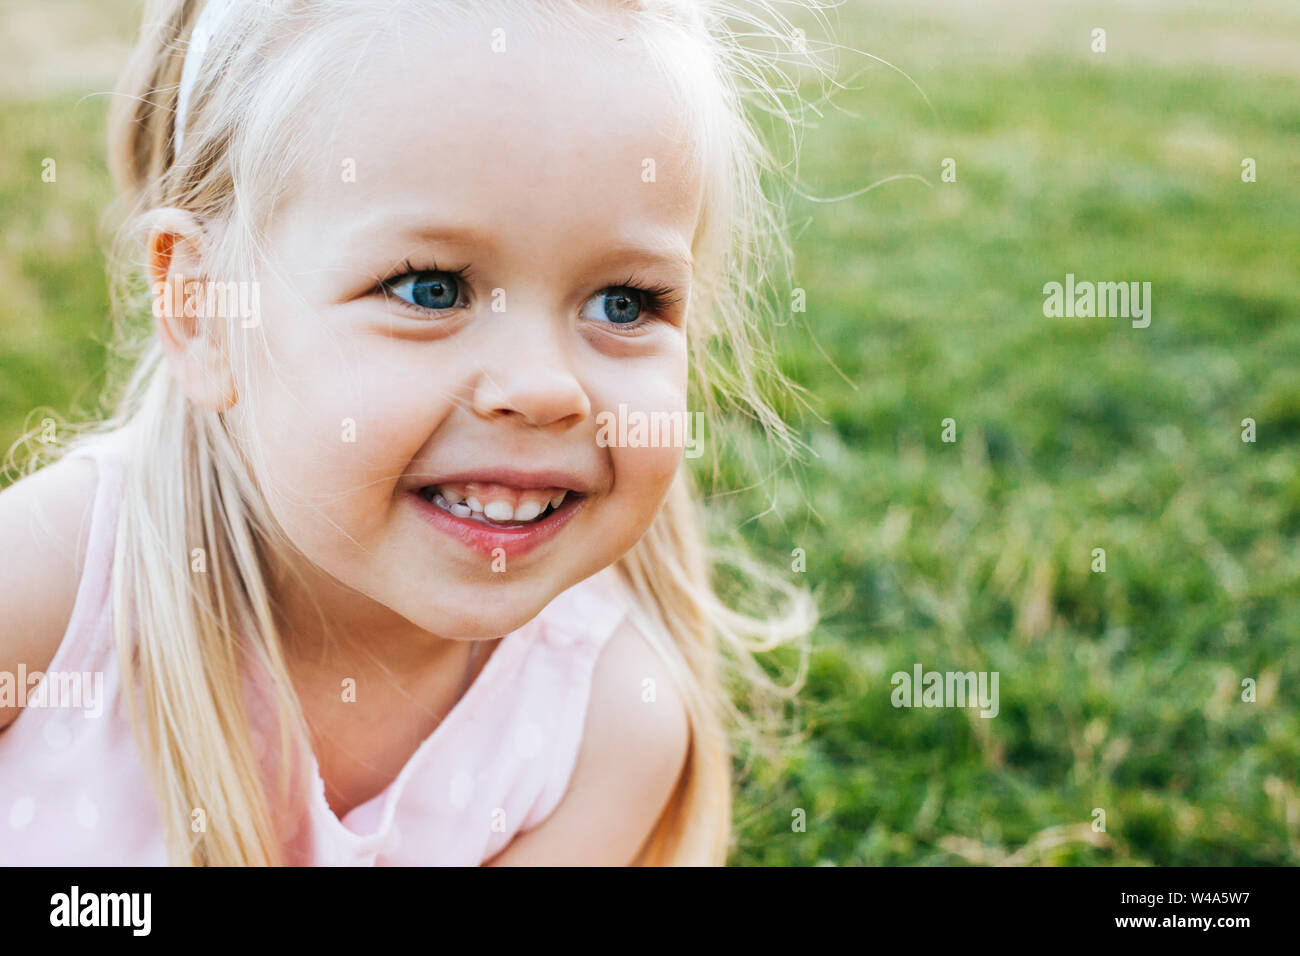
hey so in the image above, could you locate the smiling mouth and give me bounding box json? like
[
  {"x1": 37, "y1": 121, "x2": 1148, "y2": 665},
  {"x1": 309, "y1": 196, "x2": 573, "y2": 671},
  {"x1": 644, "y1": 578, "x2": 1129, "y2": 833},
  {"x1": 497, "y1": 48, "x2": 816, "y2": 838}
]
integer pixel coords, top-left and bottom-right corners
[
  {"x1": 418, "y1": 483, "x2": 580, "y2": 528},
  {"x1": 412, "y1": 480, "x2": 587, "y2": 558}
]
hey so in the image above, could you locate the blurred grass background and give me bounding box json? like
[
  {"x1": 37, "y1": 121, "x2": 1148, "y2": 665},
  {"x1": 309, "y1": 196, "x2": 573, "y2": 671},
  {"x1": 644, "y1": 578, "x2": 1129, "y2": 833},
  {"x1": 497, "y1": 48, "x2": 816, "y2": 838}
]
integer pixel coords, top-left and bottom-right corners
[{"x1": 2, "y1": 0, "x2": 1298, "y2": 865}]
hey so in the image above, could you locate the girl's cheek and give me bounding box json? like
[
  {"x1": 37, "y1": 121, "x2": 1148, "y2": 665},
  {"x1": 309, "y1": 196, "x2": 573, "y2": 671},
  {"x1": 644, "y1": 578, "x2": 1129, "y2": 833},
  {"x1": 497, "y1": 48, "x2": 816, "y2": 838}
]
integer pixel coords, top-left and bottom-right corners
[
  {"x1": 237, "y1": 363, "x2": 404, "y2": 535},
  {"x1": 588, "y1": 351, "x2": 689, "y2": 495},
  {"x1": 589, "y1": 339, "x2": 688, "y2": 406},
  {"x1": 615, "y1": 443, "x2": 683, "y2": 502}
]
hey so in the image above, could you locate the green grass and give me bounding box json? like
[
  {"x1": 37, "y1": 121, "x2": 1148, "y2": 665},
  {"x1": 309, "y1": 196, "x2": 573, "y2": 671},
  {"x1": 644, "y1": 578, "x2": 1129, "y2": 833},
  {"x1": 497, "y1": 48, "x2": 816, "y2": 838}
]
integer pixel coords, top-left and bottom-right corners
[
  {"x1": 0, "y1": 92, "x2": 118, "y2": 448},
  {"x1": 714, "y1": 14, "x2": 1300, "y2": 865},
  {"x1": 2, "y1": 2, "x2": 1298, "y2": 865}
]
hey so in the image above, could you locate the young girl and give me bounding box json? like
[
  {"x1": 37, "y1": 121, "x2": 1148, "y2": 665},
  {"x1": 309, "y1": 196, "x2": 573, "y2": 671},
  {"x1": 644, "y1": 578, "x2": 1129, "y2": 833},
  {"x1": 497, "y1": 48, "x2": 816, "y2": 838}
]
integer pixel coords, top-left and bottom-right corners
[{"x1": 0, "y1": 0, "x2": 824, "y2": 866}]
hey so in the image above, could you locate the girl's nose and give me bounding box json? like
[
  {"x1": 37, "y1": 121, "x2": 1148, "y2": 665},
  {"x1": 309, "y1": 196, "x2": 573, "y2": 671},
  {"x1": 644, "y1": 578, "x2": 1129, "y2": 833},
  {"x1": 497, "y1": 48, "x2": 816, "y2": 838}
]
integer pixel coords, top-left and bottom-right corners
[{"x1": 468, "y1": 330, "x2": 591, "y2": 429}]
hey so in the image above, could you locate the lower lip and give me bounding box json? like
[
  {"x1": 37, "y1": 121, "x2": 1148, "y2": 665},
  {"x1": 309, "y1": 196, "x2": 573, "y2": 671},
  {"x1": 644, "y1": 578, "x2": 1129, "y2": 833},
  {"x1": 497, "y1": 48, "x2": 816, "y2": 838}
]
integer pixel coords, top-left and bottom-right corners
[{"x1": 408, "y1": 489, "x2": 586, "y2": 559}]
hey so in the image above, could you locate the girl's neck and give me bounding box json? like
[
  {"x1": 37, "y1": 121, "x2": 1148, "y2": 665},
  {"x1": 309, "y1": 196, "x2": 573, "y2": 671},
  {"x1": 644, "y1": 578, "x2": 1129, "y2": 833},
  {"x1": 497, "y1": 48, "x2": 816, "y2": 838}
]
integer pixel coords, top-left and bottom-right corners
[{"x1": 264, "y1": 546, "x2": 465, "y2": 683}]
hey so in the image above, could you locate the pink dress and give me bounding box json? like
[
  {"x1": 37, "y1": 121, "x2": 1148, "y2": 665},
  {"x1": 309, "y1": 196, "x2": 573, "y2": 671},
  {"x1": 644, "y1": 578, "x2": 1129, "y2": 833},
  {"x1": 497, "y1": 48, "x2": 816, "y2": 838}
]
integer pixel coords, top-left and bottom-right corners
[{"x1": 0, "y1": 433, "x2": 633, "y2": 865}]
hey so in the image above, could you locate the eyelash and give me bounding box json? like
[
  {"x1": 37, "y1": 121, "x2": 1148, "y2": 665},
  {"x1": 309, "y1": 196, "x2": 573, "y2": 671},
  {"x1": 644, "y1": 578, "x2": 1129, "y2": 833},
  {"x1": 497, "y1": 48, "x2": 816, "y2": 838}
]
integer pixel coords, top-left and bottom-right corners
[{"x1": 376, "y1": 259, "x2": 682, "y2": 329}]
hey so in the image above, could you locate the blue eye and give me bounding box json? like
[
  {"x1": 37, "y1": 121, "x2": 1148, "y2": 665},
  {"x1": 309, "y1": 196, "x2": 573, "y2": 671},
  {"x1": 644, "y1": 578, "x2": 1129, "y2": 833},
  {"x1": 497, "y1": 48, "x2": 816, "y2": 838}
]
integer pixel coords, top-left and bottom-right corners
[
  {"x1": 582, "y1": 287, "x2": 646, "y2": 325},
  {"x1": 385, "y1": 269, "x2": 466, "y2": 311}
]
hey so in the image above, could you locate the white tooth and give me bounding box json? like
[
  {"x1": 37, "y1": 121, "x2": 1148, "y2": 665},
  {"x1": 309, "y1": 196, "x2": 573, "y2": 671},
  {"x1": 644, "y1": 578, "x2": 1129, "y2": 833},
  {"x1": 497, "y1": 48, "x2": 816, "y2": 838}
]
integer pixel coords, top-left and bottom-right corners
[
  {"x1": 484, "y1": 500, "x2": 514, "y2": 521},
  {"x1": 513, "y1": 500, "x2": 543, "y2": 522},
  {"x1": 549, "y1": 492, "x2": 567, "y2": 509},
  {"x1": 450, "y1": 502, "x2": 472, "y2": 517},
  {"x1": 466, "y1": 496, "x2": 484, "y2": 513},
  {"x1": 441, "y1": 488, "x2": 464, "y2": 505}
]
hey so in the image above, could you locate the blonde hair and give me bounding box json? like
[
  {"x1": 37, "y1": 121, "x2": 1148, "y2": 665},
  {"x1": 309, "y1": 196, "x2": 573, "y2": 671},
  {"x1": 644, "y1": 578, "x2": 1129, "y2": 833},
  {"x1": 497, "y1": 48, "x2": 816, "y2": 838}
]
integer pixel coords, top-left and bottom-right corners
[{"x1": 13, "y1": 0, "x2": 835, "y2": 865}]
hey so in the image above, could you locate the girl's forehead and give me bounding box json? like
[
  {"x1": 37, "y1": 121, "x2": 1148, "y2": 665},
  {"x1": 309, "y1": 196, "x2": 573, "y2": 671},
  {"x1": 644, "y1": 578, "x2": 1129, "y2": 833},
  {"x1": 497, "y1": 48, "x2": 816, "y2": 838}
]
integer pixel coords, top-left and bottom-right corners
[
  {"x1": 277, "y1": 14, "x2": 703, "y2": 265},
  {"x1": 335, "y1": 13, "x2": 695, "y2": 175}
]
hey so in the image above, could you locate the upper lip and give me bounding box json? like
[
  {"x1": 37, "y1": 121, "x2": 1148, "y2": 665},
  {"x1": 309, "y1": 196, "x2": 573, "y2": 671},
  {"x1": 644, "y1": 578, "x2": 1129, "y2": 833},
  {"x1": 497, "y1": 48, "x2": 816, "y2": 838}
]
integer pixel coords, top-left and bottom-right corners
[{"x1": 412, "y1": 466, "x2": 594, "y2": 494}]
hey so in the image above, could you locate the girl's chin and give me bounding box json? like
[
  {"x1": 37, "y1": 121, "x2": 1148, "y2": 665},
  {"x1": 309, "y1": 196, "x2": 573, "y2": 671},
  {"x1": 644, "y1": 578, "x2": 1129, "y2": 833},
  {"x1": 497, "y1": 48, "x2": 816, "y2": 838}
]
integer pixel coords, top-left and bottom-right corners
[{"x1": 395, "y1": 579, "x2": 567, "y2": 638}]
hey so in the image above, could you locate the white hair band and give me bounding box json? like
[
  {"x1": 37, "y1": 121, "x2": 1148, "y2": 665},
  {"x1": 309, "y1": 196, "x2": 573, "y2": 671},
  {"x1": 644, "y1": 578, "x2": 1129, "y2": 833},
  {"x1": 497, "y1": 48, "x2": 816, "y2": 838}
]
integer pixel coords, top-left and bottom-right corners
[{"x1": 174, "y1": 0, "x2": 237, "y2": 157}]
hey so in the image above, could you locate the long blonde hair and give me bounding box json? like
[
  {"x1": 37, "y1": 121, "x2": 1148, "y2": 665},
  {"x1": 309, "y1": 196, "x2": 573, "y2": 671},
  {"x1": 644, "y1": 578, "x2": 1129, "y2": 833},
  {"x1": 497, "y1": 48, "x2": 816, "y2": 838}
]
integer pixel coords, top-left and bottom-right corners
[{"x1": 12, "y1": 0, "x2": 835, "y2": 865}]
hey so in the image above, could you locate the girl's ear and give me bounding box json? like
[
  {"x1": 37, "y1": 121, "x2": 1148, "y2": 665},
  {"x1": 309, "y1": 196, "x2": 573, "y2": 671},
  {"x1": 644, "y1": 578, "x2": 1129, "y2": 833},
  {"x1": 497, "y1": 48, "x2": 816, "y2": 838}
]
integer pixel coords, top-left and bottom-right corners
[{"x1": 147, "y1": 208, "x2": 239, "y2": 413}]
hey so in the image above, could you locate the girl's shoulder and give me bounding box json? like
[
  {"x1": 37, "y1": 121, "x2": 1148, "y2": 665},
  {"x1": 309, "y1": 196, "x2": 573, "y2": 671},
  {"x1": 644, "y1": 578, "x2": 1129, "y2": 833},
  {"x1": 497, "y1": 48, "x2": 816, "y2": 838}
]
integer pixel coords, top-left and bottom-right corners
[
  {"x1": 0, "y1": 433, "x2": 128, "y2": 731},
  {"x1": 482, "y1": 566, "x2": 691, "y2": 865}
]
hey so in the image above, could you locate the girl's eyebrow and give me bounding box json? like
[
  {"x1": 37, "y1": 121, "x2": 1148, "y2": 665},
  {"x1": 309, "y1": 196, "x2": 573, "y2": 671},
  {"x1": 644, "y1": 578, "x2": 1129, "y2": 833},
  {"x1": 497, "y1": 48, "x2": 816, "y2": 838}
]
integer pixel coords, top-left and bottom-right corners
[
  {"x1": 336, "y1": 212, "x2": 694, "y2": 281},
  {"x1": 582, "y1": 240, "x2": 695, "y2": 281},
  {"x1": 338, "y1": 214, "x2": 490, "y2": 254}
]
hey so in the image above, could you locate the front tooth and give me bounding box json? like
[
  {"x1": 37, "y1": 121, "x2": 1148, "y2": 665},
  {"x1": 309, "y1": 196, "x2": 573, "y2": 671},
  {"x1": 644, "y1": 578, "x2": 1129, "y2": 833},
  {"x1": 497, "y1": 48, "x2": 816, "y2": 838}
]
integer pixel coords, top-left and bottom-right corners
[
  {"x1": 513, "y1": 500, "x2": 543, "y2": 522},
  {"x1": 441, "y1": 487, "x2": 464, "y2": 505},
  {"x1": 450, "y1": 502, "x2": 472, "y2": 517},
  {"x1": 466, "y1": 496, "x2": 484, "y2": 513},
  {"x1": 549, "y1": 492, "x2": 567, "y2": 509},
  {"x1": 484, "y1": 500, "x2": 514, "y2": 521}
]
